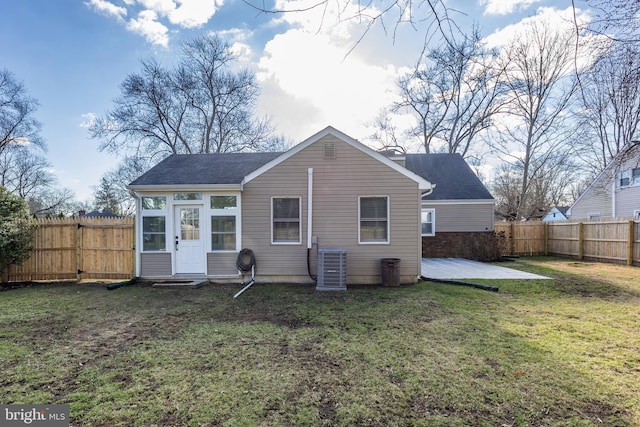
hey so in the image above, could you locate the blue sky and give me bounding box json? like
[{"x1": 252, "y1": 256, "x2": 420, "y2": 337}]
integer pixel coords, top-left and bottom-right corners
[{"x1": 1, "y1": 0, "x2": 580, "y2": 202}]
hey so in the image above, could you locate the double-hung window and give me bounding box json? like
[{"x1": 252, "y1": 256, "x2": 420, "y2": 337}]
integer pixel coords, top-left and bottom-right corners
[
  {"x1": 211, "y1": 195, "x2": 238, "y2": 251},
  {"x1": 272, "y1": 197, "x2": 301, "y2": 244},
  {"x1": 359, "y1": 196, "x2": 389, "y2": 243},
  {"x1": 620, "y1": 170, "x2": 631, "y2": 187},
  {"x1": 141, "y1": 196, "x2": 167, "y2": 251},
  {"x1": 421, "y1": 208, "x2": 435, "y2": 236}
]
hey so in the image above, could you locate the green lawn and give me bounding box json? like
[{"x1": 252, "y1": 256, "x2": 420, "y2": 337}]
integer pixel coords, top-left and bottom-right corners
[{"x1": 1, "y1": 257, "x2": 638, "y2": 426}]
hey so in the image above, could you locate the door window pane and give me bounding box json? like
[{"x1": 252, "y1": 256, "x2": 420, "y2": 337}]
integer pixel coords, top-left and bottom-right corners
[{"x1": 180, "y1": 208, "x2": 200, "y2": 240}]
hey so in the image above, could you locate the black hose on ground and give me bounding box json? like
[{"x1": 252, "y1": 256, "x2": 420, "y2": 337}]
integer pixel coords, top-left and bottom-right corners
[
  {"x1": 421, "y1": 276, "x2": 499, "y2": 292},
  {"x1": 107, "y1": 277, "x2": 139, "y2": 291}
]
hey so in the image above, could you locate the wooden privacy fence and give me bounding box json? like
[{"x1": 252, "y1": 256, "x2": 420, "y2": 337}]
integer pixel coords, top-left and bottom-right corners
[
  {"x1": 495, "y1": 220, "x2": 640, "y2": 266},
  {"x1": 7, "y1": 217, "x2": 135, "y2": 282}
]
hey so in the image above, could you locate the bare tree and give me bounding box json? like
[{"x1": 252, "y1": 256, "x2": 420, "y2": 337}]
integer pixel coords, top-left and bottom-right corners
[
  {"x1": 90, "y1": 34, "x2": 278, "y2": 159},
  {"x1": 0, "y1": 69, "x2": 44, "y2": 154},
  {"x1": 572, "y1": 0, "x2": 640, "y2": 44},
  {"x1": 491, "y1": 20, "x2": 579, "y2": 220},
  {"x1": 576, "y1": 44, "x2": 640, "y2": 172},
  {"x1": 393, "y1": 28, "x2": 505, "y2": 157},
  {"x1": 242, "y1": 0, "x2": 459, "y2": 54}
]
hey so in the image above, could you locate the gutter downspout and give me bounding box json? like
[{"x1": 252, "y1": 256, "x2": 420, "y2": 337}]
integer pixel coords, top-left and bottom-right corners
[
  {"x1": 129, "y1": 190, "x2": 142, "y2": 278},
  {"x1": 612, "y1": 180, "x2": 616, "y2": 218},
  {"x1": 307, "y1": 168, "x2": 317, "y2": 282},
  {"x1": 307, "y1": 168, "x2": 313, "y2": 249}
]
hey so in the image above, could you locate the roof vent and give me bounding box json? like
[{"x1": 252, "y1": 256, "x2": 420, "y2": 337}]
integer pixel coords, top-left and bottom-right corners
[
  {"x1": 316, "y1": 248, "x2": 347, "y2": 291},
  {"x1": 324, "y1": 141, "x2": 335, "y2": 158}
]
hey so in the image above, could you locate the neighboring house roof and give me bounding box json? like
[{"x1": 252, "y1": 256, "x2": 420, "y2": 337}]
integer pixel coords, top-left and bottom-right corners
[
  {"x1": 556, "y1": 206, "x2": 570, "y2": 216},
  {"x1": 82, "y1": 210, "x2": 122, "y2": 218},
  {"x1": 405, "y1": 153, "x2": 494, "y2": 200},
  {"x1": 129, "y1": 152, "x2": 281, "y2": 189}
]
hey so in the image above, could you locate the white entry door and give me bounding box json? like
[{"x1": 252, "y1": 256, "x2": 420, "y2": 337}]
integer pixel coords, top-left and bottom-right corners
[{"x1": 174, "y1": 205, "x2": 205, "y2": 274}]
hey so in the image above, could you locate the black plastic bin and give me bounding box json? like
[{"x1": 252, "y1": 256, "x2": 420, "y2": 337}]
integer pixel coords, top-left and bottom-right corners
[{"x1": 381, "y1": 258, "x2": 401, "y2": 287}]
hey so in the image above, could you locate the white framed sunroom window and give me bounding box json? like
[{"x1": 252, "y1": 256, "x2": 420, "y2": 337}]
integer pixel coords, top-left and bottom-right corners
[
  {"x1": 210, "y1": 195, "x2": 239, "y2": 252},
  {"x1": 421, "y1": 208, "x2": 435, "y2": 236},
  {"x1": 359, "y1": 196, "x2": 389, "y2": 244},
  {"x1": 141, "y1": 196, "x2": 167, "y2": 252}
]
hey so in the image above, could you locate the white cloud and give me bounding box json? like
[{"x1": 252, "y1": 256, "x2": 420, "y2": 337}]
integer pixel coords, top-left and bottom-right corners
[
  {"x1": 483, "y1": 6, "x2": 589, "y2": 49},
  {"x1": 85, "y1": 0, "x2": 127, "y2": 20},
  {"x1": 168, "y1": 0, "x2": 220, "y2": 28},
  {"x1": 126, "y1": 10, "x2": 169, "y2": 47},
  {"x1": 481, "y1": 0, "x2": 542, "y2": 16},
  {"x1": 87, "y1": 0, "x2": 222, "y2": 46},
  {"x1": 79, "y1": 113, "x2": 97, "y2": 128},
  {"x1": 257, "y1": 29, "x2": 400, "y2": 141}
]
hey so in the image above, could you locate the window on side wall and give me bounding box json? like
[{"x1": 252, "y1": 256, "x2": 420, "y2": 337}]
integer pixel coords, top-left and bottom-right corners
[
  {"x1": 632, "y1": 167, "x2": 640, "y2": 185},
  {"x1": 359, "y1": 196, "x2": 389, "y2": 243},
  {"x1": 272, "y1": 197, "x2": 301, "y2": 244},
  {"x1": 620, "y1": 170, "x2": 631, "y2": 187},
  {"x1": 142, "y1": 216, "x2": 166, "y2": 251},
  {"x1": 421, "y1": 208, "x2": 435, "y2": 236}
]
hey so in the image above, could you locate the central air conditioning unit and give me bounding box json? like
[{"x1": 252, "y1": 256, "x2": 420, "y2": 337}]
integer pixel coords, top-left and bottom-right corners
[{"x1": 316, "y1": 248, "x2": 347, "y2": 291}]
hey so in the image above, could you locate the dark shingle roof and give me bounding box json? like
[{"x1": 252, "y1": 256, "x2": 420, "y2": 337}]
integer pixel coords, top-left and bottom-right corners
[
  {"x1": 129, "y1": 152, "x2": 282, "y2": 187},
  {"x1": 404, "y1": 153, "x2": 493, "y2": 200}
]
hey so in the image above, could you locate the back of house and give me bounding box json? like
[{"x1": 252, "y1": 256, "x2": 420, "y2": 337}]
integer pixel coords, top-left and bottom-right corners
[{"x1": 129, "y1": 126, "x2": 432, "y2": 285}]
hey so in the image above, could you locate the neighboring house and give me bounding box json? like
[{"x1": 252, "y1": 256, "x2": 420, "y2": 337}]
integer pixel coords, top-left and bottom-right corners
[
  {"x1": 568, "y1": 143, "x2": 640, "y2": 221},
  {"x1": 128, "y1": 126, "x2": 494, "y2": 284},
  {"x1": 543, "y1": 206, "x2": 569, "y2": 222}
]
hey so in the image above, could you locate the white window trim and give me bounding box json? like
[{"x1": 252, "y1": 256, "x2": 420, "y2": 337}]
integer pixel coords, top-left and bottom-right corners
[
  {"x1": 210, "y1": 194, "x2": 240, "y2": 253},
  {"x1": 634, "y1": 210, "x2": 640, "y2": 220},
  {"x1": 271, "y1": 196, "x2": 302, "y2": 245},
  {"x1": 421, "y1": 208, "x2": 435, "y2": 236},
  {"x1": 358, "y1": 195, "x2": 390, "y2": 244},
  {"x1": 141, "y1": 215, "x2": 167, "y2": 252},
  {"x1": 139, "y1": 194, "x2": 168, "y2": 252}
]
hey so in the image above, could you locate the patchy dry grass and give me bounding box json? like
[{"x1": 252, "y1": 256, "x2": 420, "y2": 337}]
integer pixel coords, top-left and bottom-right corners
[{"x1": 1, "y1": 257, "x2": 639, "y2": 426}]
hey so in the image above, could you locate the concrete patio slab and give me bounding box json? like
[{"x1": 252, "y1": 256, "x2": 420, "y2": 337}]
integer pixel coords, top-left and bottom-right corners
[{"x1": 421, "y1": 258, "x2": 550, "y2": 280}]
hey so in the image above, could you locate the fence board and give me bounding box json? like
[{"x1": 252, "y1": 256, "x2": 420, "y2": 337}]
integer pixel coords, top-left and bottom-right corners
[{"x1": 7, "y1": 217, "x2": 135, "y2": 282}]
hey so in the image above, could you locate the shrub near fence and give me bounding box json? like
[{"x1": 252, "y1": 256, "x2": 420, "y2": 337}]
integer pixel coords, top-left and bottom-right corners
[
  {"x1": 6, "y1": 217, "x2": 135, "y2": 282},
  {"x1": 495, "y1": 220, "x2": 640, "y2": 266}
]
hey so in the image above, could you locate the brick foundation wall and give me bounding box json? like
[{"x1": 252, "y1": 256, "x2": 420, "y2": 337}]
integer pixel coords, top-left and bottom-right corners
[{"x1": 422, "y1": 231, "x2": 501, "y2": 260}]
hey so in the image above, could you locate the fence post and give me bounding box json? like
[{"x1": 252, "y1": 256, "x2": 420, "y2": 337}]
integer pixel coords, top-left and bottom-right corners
[
  {"x1": 628, "y1": 220, "x2": 634, "y2": 266},
  {"x1": 577, "y1": 222, "x2": 584, "y2": 260},
  {"x1": 76, "y1": 222, "x2": 82, "y2": 282},
  {"x1": 510, "y1": 222, "x2": 516, "y2": 255}
]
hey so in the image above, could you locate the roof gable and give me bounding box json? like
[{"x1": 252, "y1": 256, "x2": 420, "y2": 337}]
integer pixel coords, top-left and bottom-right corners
[
  {"x1": 242, "y1": 126, "x2": 433, "y2": 191},
  {"x1": 404, "y1": 153, "x2": 493, "y2": 200}
]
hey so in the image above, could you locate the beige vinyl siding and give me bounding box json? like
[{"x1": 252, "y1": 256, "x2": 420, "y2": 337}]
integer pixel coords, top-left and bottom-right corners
[
  {"x1": 207, "y1": 252, "x2": 238, "y2": 276},
  {"x1": 570, "y1": 180, "x2": 612, "y2": 220},
  {"x1": 616, "y1": 186, "x2": 640, "y2": 218},
  {"x1": 140, "y1": 253, "x2": 172, "y2": 276},
  {"x1": 242, "y1": 134, "x2": 421, "y2": 284},
  {"x1": 423, "y1": 202, "x2": 494, "y2": 232}
]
